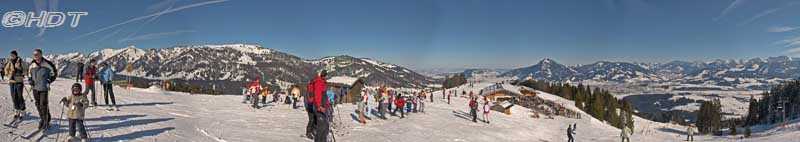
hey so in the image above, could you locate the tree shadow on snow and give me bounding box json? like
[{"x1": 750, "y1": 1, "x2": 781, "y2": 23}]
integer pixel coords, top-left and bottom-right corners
[
  {"x1": 93, "y1": 127, "x2": 175, "y2": 141},
  {"x1": 86, "y1": 117, "x2": 175, "y2": 132},
  {"x1": 116, "y1": 102, "x2": 174, "y2": 107}
]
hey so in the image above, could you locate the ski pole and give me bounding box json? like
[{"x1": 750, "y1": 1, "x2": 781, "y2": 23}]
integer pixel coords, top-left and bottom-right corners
[{"x1": 54, "y1": 102, "x2": 66, "y2": 142}]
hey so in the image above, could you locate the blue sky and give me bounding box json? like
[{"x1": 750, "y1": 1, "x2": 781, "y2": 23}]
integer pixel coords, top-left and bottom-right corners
[{"x1": 1, "y1": 0, "x2": 800, "y2": 70}]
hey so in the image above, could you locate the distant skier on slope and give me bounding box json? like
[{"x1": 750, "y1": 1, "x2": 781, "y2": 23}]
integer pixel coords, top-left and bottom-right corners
[
  {"x1": 567, "y1": 124, "x2": 576, "y2": 142},
  {"x1": 60, "y1": 83, "x2": 90, "y2": 141}
]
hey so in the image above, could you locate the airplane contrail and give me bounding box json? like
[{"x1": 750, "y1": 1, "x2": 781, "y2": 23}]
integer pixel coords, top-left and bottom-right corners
[{"x1": 71, "y1": 0, "x2": 228, "y2": 41}]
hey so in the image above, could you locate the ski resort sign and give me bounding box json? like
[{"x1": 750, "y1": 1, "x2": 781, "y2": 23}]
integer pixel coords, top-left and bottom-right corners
[{"x1": 2, "y1": 11, "x2": 87, "y2": 28}]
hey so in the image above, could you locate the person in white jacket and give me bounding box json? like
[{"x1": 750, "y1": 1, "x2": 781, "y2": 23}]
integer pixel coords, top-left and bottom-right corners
[{"x1": 483, "y1": 98, "x2": 491, "y2": 124}]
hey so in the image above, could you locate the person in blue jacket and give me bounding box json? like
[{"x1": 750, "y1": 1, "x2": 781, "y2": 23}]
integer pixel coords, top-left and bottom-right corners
[{"x1": 99, "y1": 63, "x2": 118, "y2": 111}]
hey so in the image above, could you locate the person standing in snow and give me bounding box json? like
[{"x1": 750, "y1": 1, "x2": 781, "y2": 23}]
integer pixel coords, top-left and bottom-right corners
[
  {"x1": 60, "y1": 83, "x2": 90, "y2": 141},
  {"x1": 687, "y1": 124, "x2": 695, "y2": 141},
  {"x1": 447, "y1": 92, "x2": 452, "y2": 104},
  {"x1": 75, "y1": 61, "x2": 83, "y2": 82},
  {"x1": 242, "y1": 86, "x2": 249, "y2": 103},
  {"x1": 394, "y1": 94, "x2": 405, "y2": 118},
  {"x1": 260, "y1": 85, "x2": 269, "y2": 105},
  {"x1": 5, "y1": 50, "x2": 27, "y2": 120},
  {"x1": 28, "y1": 48, "x2": 58, "y2": 130},
  {"x1": 469, "y1": 97, "x2": 478, "y2": 123},
  {"x1": 621, "y1": 124, "x2": 632, "y2": 142},
  {"x1": 99, "y1": 63, "x2": 118, "y2": 111},
  {"x1": 567, "y1": 124, "x2": 576, "y2": 142},
  {"x1": 482, "y1": 99, "x2": 491, "y2": 124},
  {"x1": 304, "y1": 80, "x2": 317, "y2": 139},
  {"x1": 249, "y1": 79, "x2": 262, "y2": 109},
  {"x1": 291, "y1": 86, "x2": 300, "y2": 109},
  {"x1": 309, "y1": 70, "x2": 330, "y2": 142},
  {"x1": 83, "y1": 59, "x2": 98, "y2": 107}
]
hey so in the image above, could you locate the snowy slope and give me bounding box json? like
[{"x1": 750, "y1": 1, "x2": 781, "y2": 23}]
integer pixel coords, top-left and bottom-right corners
[{"x1": 0, "y1": 79, "x2": 797, "y2": 142}]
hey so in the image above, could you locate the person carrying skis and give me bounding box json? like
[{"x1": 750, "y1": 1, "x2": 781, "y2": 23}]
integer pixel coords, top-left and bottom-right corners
[
  {"x1": 469, "y1": 97, "x2": 478, "y2": 123},
  {"x1": 309, "y1": 70, "x2": 330, "y2": 142},
  {"x1": 60, "y1": 83, "x2": 90, "y2": 141},
  {"x1": 5, "y1": 50, "x2": 27, "y2": 122},
  {"x1": 99, "y1": 62, "x2": 118, "y2": 111},
  {"x1": 567, "y1": 124, "x2": 576, "y2": 142},
  {"x1": 28, "y1": 49, "x2": 57, "y2": 130},
  {"x1": 83, "y1": 59, "x2": 98, "y2": 107}
]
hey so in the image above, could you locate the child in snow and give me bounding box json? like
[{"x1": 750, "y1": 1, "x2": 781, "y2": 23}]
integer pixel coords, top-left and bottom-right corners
[
  {"x1": 60, "y1": 83, "x2": 90, "y2": 141},
  {"x1": 621, "y1": 124, "x2": 632, "y2": 142}
]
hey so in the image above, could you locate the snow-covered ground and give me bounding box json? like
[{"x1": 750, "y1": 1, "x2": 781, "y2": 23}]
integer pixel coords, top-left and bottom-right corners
[{"x1": 0, "y1": 79, "x2": 797, "y2": 142}]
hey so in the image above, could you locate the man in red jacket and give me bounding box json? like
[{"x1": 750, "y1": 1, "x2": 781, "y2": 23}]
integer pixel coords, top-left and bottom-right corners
[
  {"x1": 83, "y1": 59, "x2": 98, "y2": 106},
  {"x1": 469, "y1": 97, "x2": 478, "y2": 123},
  {"x1": 308, "y1": 70, "x2": 329, "y2": 142}
]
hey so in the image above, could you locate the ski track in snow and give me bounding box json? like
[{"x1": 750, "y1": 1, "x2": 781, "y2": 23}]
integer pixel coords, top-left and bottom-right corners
[{"x1": 0, "y1": 79, "x2": 797, "y2": 141}]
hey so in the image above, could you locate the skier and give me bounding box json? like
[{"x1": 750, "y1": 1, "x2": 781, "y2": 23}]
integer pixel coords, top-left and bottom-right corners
[
  {"x1": 4, "y1": 50, "x2": 27, "y2": 123},
  {"x1": 28, "y1": 48, "x2": 58, "y2": 130},
  {"x1": 483, "y1": 100, "x2": 491, "y2": 124},
  {"x1": 60, "y1": 83, "x2": 90, "y2": 141},
  {"x1": 75, "y1": 61, "x2": 84, "y2": 82},
  {"x1": 260, "y1": 85, "x2": 269, "y2": 105},
  {"x1": 99, "y1": 63, "x2": 118, "y2": 111},
  {"x1": 687, "y1": 124, "x2": 695, "y2": 141},
  {"x1": 567, "y1": 124, "x2": 576, "y2": 142},
  {"x1": 388, "y1": 91, "x2": 394, "y2": 113},
  {"x1": 309, "y1": 70, "x2": 330, "y2": 142},
  {"x1": 83, "y1": 59, "x2": 98, "y2": 107},
  {"x1": 621, "y1": 124, "x2": 632, "y2": 142},
  {"x1": 469, "y1": 97, "x2": 478, "y2": 123}
]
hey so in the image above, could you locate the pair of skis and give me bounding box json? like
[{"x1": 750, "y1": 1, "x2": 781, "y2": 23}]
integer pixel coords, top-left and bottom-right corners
[{"x1": 3, "y1": 115, "x2": 23, "y2": 128}]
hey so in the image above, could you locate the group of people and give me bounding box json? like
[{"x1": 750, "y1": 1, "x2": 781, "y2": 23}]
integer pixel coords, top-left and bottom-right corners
[
  {"x1": 3, "y1": 49, "x2": 117, "y2": 141},
  {"x1": 467, "y1": 94, "x2": 492, "y2": 124},
  {"x1": 77, "y1": 58, "x2": 118, "y2": 111}
]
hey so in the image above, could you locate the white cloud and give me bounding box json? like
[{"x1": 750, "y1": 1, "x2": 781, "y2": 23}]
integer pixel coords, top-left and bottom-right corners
[
  {"x1": 714, "y1": 0, "x2": 747, "y2": 21},
  {"x1": 768, "y1": 26, "x2": 799, "y2": 33},
  {"x1": 71, "y1": 0, "x2": 227, "y2": 41}
]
